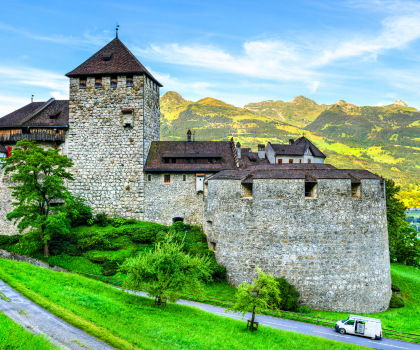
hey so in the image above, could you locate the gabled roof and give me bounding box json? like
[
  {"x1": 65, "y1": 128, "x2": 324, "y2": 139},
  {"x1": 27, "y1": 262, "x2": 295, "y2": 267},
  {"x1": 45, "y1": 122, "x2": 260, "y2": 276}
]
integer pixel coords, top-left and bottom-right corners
[
  {"x1": 269, "y1": 136, "x2": 326, "y2": 158},
  {"x1": 0, "y1": 99, "x2": 69, "y2": 127},
  {"x1": 145, "y1": 141, "x2": 237, "y2": 171},
  {"x1": 65, "y1": 38, "x2": 163, "y2": 87}
]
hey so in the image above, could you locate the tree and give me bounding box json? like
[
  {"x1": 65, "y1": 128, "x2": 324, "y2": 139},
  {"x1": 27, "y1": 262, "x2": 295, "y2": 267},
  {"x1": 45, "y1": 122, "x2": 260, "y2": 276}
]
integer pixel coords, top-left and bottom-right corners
[
  {"x1": 120, "y1": 232, "x2": 212, "y2": 305},
  {"x1": 2, "y1": 140, "x2": 74, "y2": 257},
  {"x1": 226, "y1": 267, "x2": 281, "y2": 330},
  {"x1": 385, "y1": 178, "x2": 420, "y2": 266}
]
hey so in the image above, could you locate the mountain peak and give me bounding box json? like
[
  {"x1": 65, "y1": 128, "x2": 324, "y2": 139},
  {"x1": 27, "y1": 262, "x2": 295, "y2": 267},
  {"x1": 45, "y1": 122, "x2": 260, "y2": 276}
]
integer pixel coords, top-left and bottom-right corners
[
  {"x1": 161, "y1": 91, "x2": 188, "y2": 105},
  {"x1": 394, "y1": 99, "x2": 408, "y2": 107},
  {"x1": 292, "y1": 95, "x2": 317, "y2": 106}
]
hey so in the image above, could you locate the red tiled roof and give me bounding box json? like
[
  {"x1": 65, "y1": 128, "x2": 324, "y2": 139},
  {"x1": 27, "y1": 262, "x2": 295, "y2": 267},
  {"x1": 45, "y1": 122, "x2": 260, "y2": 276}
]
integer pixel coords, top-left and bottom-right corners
[
  {"x1": 65, "y1": 38, "x2": 163, "y2": 87},
  {"x1": 0, "y1": 99, "x2": 69, "y2": 127},
  {"x1": 145, "y1": 141, "x2": 237, "y2": 171}
]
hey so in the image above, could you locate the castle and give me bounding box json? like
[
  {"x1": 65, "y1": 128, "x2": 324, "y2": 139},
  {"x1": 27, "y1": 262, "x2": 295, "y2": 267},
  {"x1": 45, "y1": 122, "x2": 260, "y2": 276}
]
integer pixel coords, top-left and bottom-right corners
[{"x1": 0, "y1": 37, "x2": 391, "y2": 313}]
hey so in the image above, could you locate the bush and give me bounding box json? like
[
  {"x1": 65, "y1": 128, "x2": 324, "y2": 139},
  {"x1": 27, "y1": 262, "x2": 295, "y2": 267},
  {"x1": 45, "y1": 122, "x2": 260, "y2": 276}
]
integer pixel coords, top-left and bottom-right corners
[
  {"x1": 109, "y1": 218, "x2": 126, "y2": 228},
  {"x1": 64, "y1": 197, "x2": 93, "y2": 227},
  {"x1": 392, "y1": 284, "x2": 401, "y2": 292},
  {"x1": 275, "y1": 277, "x2": 300, "y2": 311},
  {"x1": 297, "y1": 306, "x2": 312, "y2": 314},
  {"x1": 0, "y1": 235, "x2": 21, "y2": 247},
  {"x1": 389, "y1": 292, "x2": 405, "y2": 308},
  {"x1": 94, "y1": 213, "x2": 108, "y2": 227}
]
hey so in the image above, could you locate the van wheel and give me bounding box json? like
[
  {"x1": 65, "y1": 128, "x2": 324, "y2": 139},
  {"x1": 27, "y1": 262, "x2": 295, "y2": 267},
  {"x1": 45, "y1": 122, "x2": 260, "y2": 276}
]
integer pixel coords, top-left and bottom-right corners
[
  {"x1": 339, "y1": 328, "x2": 346, "y2": 335},
  {"x1": 375, "y1": 335, "x2": 382, "y2": 340}
]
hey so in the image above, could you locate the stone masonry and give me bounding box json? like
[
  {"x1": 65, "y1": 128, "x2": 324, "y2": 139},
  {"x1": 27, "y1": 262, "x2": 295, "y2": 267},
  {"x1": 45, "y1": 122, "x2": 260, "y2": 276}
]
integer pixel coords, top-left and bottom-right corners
[
  {"x1": 204, "y1": 177, "x2": 391, "y2": 313},
  {"x1": 67, "y1": 74, "x2": 160, "y2": 219}
]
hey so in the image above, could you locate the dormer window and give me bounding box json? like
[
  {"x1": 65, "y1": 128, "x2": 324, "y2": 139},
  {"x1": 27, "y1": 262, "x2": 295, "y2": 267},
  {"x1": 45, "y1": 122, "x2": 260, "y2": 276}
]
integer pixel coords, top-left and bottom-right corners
[
  {"x1": 110, "y1": 75, "x2": 118, "y2": 88},
  {"x1": 79, "y1": 77, "x2": 87, "y2": 89},
  {"x1": 95, "y1": 77, "x2": 102, "y2": 88},
  {"x1": 49, "y1": 112, "x2": 60, "y2": 120},
  {"x1": 102, "y1": 52, "x2": 112, "y2": 62},
  {"x1": 126, "y1": 74, "x2": 133, "y2": 87}
]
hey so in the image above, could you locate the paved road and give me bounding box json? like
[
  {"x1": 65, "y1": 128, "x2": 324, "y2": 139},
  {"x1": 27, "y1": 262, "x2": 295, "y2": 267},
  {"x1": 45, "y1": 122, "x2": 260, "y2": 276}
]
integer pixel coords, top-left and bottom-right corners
[
  {"x1": 127, "y1": 289, "x2": 420, "y2": 350},
  {"x1": 0, "y1": 280, "x2": 115, "y2": 350}
]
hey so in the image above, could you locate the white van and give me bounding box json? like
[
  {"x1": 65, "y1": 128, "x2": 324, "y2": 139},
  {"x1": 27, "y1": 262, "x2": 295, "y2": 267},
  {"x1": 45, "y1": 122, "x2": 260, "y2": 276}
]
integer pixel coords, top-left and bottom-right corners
[{"x1": 335, "y1": 315, "x2": 382, "y2": 340}]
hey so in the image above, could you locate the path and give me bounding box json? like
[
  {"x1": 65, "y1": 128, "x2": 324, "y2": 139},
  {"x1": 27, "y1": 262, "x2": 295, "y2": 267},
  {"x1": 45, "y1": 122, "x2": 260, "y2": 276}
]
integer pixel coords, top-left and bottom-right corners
[
  {"x1": 130, "y1": 289, "x2": 420, "y2": 350},
  {"x1": 0, "y1": 280, "x2": 115, "y2": 350}
]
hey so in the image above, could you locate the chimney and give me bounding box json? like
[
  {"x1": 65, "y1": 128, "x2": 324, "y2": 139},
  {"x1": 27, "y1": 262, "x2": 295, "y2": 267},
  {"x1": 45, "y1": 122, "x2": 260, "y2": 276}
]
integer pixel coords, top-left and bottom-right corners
[
  {"x1": 289, "y1": 139, "x2": 294, "y2": 145},
  {"x1": 258, "y1": 144, "x2": 265, "y2": 159},
  {"x1": 31, "y1": 95, "x2": 34, "y2": 103},
  {"x1": 236, "y1": 142, "x2": 241, "y2": 160},
  {"x1": 187, "y1": 129, "x2": 192, "y2": 142}
]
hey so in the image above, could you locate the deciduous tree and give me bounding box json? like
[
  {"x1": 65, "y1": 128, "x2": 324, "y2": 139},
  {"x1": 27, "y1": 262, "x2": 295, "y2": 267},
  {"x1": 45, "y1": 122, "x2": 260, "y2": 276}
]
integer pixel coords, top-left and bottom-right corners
[
  {"x1": 2, "y1": 140, "x2": 74, "y2": 257},
  {"x1": 226, "y1": 267, "x2": 281, "y2": 330},
  {"x1": 120, "y1": 232, "x2": 212, "y2": 305}
]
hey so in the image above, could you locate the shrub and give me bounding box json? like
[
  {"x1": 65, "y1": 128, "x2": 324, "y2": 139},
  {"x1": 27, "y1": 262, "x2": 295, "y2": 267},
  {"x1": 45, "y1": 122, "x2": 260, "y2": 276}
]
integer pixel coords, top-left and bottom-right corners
[
  {"x1": 109, "y1": 218, "x2": 126, "y2": 228},
  {"x1": 297, "y1": 306, "x2": 312, "y2": 314},
  {"x1": 274, "y1": 277, "x2": 300, "y2": 311},
  {"x1": 389, "y1": 292, "x2": 405, "y2": 308},
  {"x1": 391, "y1": 284, "x2": 401, "y2": 292},
  {"x1": 0, "y1": 235, "x2": 21, "y2": 247},
  {"x1": 64, "y1": 197, "x2": 93, "y2": 227},
  {"x1": 94, "y1": 213, "x2": 108, "y2": 227}
]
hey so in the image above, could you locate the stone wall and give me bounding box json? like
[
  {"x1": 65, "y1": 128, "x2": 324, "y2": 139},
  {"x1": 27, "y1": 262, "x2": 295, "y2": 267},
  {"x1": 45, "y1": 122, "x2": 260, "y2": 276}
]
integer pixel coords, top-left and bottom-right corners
[
  {"x1": 145, "y1": 172, "x2": 214, "y2": 226},
  {"x1": 204, "y1": 177, "x2": 391, "y2": 313},
  {"x1": 67, "y1": 74, "x2": 160, "y2": 219}
]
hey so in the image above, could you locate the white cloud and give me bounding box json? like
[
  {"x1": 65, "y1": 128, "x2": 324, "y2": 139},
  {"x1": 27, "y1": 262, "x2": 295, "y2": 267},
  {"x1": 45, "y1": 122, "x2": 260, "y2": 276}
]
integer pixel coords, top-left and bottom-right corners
[
  {"x1": 50, "y1": 91, "x2": 68, "y2": 100},
  {"x1": 0, "y1": 95, "x2": 32, "y2": 116},
  {"x1": 0, "y1": 22, "x2": 112, "y2": 49},
  {"x1": 308, "y1": 81, "x2": 320, "y2": 93}
]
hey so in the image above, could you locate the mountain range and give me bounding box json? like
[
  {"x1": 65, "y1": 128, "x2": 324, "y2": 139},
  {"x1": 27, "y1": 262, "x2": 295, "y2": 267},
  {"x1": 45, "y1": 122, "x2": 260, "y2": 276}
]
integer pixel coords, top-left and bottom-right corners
[{"x1": 160, "y1": 91, "x2": 420, "y2": 207}]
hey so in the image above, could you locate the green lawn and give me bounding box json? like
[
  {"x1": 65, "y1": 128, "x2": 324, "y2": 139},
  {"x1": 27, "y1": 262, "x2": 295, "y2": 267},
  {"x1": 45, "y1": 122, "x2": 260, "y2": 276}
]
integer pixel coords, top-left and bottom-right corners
[
  {"x1": 0, "y1": 310, "x2": 58, "y2": 350},
  {"x1": 0, "y1": 259, "x2": 367, "y2": 350}
]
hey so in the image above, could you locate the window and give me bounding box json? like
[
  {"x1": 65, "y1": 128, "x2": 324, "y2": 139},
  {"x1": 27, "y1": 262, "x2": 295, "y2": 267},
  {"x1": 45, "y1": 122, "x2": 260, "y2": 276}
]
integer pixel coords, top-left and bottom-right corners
[
  {"x1": 208, "y1": 158, "x2": 213, "y2": 164},
  {"x1": 351, "y1": 183, "x2": 361, "y2": 199},
  {"x1": 147, "y1": 174, "x2": 151, "y2": 182},
  {"x1": 79, "y1": 77, "x2": 87, "y2": 89},
  {"x1": 110, "y1": 75, "x2": 118, "y2": 88},
  {"x1": 278, "y1": 159, "x2": 282, "y2": 164},
  {"x1": 95, "y1": 77, "x2": 102, "y2": 88},
  {"x1": 193, "y1": 159, "x2": 197, "y2": 164},
  {"x1": 215, "y1": 158, "x2": 220, "y2": 164},
  {"x1": 305, "y1": 182, "x2": 317, "y2": 198},
  {"x1": 289, "y1": 159, "x2": 293, "y2": 163},
  {"x1": 209, "y1": 242, "x2": 216, "y2": 251},
  {"x1": 183, "y1": 175, "x2": 186, "y2": 181},
  {"x1": 186, "y1": 159, "x2": 190, "y2": 164},
  {"x1": 346, "y1": 320, "x2": 355, "y2": 326},
  {"x1": 299, "y1": 159, "x2": 302, "y2": 163},
  {"x1": 164, "y1": 175, "x2": 171, "y2": 183},
  {"x1": 171, "y1": 158, "x2": 177, "y2": 164},
  {"x1": 164, "y1": 158, "x2": 169, "y2": 164},
  {"x1": 242, "y1": 183, "x2": 253, "y2": 198},
  {"x1": 126, "y1": 74, "x2": 133, "y2": 87},
  {"x1": 22, "y1": 128, "x2": 30, "y2": 134},
  {"x1": 381, "y1": 181, "x2": 385, "y2": 198},
  {"x1": 308, "y1": 159, "x2": 311, "y2": 164},
  {"x1": 102, "y1": 52, "x2": 112, "y2": 62}
]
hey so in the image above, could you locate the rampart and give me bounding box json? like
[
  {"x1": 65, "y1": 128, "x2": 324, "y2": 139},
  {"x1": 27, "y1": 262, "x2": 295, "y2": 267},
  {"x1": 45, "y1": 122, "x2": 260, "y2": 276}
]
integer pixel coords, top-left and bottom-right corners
[{"x1": 204, "y1": 177, "x2": 392, "y2": 313}]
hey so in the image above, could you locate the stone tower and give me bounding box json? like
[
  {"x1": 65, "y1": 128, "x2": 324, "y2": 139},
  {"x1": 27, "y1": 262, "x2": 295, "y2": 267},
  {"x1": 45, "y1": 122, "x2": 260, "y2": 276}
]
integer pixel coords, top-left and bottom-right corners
[{"x1": 65, "y1": 37, "x2": 162, "y2": 219}]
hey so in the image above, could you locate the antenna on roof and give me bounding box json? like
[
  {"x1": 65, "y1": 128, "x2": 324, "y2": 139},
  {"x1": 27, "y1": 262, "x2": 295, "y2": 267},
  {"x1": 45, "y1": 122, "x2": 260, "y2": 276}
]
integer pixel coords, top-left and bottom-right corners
[
  {"x1": 193, "y1": 130, "x2": 196, "y2": 142},
  {"x1": 31, "y1": 95, "x2": 34, "y2": 103},
  {"x1": 116, "y1": 22, "x2": 120, "y2": 38}
]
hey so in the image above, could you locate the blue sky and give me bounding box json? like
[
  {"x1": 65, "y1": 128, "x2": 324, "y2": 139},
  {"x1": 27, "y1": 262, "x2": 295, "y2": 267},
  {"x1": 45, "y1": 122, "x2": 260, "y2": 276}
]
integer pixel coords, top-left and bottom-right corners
[{"x1": 1, "y1": 0, "x2": 420, "y2": 116}]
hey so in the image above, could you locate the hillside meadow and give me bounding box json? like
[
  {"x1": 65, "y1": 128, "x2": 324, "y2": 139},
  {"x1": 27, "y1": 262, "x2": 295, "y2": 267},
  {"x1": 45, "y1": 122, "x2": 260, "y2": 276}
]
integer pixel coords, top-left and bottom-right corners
[{"x1": 0, "y1": 259, "x2": 368, "y2": 350}]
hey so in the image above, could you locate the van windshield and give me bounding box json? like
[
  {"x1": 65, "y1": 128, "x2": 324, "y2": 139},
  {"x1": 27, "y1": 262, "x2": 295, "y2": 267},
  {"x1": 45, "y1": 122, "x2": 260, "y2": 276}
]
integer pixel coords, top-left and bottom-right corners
[{"x1": 341, "y1": 318, "x2": 349, "y2": 323}]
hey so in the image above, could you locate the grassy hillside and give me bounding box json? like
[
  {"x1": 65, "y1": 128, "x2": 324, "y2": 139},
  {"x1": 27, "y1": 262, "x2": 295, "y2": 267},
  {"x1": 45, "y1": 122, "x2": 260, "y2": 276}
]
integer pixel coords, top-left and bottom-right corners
[
  {"x1": 0, "y1": 259, "x2": 367, "y2": 350},
  {"x1": 0, "y1": 310, "x2": 59, "y2": 350},
  {"x1": 160, "y1": 92, "x2": 420, "y2": 206}
]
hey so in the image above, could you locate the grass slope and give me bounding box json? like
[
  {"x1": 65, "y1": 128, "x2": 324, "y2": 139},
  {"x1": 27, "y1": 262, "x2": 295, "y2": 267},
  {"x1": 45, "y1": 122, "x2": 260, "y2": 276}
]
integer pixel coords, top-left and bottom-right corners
[
  {"x1": 0, "y1": 259, "x2": 367, "y2": 350},
  {"x1": 0, "y1": 310, "x2": 58, "y2": 350}
]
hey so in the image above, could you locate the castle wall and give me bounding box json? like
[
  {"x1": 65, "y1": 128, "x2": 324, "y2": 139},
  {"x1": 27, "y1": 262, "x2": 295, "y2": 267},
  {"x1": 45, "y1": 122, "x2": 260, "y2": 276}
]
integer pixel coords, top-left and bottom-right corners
[
  {"x1": 204, "y1": 178, "x2": 391, "y2": 313},
  {"x1": 145, "y1": 172, "x2": 213, "y2": 226},
  {"x1": 67, "y1": 75, "x2": 160, "y2": 219}
]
